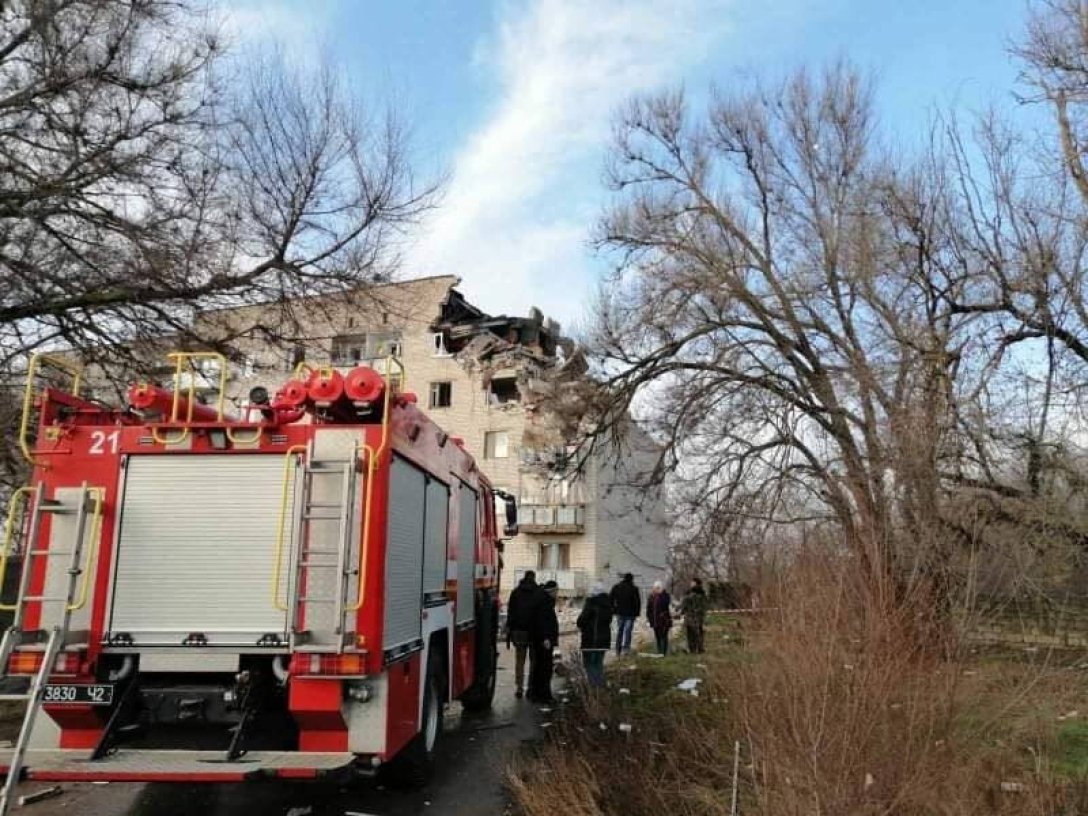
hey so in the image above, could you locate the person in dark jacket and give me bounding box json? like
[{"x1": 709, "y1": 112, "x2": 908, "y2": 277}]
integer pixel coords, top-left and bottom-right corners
[
  {"x1": 609, "y1": 573, "x2": 640, "y2": 655},
  {"x1": 528, "y1": 580, "x2": 559, "y2": 704},
  {"x1": 577, "y1": 583, "x2": 613, "y2": 687},
  {"x1": 680, "y1": 577, "x2": 709, "y2": 654},
  {"x1": 646, "y1": 580, "x2": 673, "y2": 655},
  {"x1": 505, "y1": 571, "x2": 540, "y2": 699}
]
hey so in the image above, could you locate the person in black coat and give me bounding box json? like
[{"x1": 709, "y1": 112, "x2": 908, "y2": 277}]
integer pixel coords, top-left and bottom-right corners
[
  {"x1": 528, "y1": 580, "x2": 559, "y2": 704},
  {"x1": 646, "y1": 580, "x2": 673, "y2": 655},
  {"x1": 609, "y1": 572, "x2": 641, "y2": 655},
  {"x1": 577, "y1": 583, "x2": 613, "y2": 687},
  {"x1": 505, "y1": 571, "x2": 540, "y2": 699}
]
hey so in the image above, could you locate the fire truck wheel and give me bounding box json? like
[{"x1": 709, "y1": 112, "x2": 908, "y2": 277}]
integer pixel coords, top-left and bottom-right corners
[
  {"x1": 392, "y1": 651, "x2": 444, "y2": 786},
  {"x1": 460, "y1": 649, "x2": 496, "y2": 712},
  {"x1": 461, "y1": 601, "x2": 498, "y2": 712}
]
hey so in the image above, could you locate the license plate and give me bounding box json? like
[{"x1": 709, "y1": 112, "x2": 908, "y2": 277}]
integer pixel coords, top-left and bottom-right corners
[{"x1": 43, "y1": 684, "x2": 113, "y2": 706}]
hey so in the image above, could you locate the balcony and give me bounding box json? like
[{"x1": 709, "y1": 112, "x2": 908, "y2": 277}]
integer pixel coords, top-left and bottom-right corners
[
  {"x1": 518, "y1": 503, "x2": 585, "y2": 534},
  {"x1": 514, "y1": 568, "x2": 589, "y2": 596}
]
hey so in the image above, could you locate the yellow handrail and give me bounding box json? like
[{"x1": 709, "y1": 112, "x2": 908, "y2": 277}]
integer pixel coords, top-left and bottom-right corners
[
  {"x1": 68, "y1": 488, "x2": 104, "y2": 612},
  {"x1": 346, "y1": 444, "x2": 375, "y2": 613},
  {"x1": 19, "y1": 353, "x2": 84, "y2": 466},
  {"x1": 272, "y1": 445, "x2": 307, "y2": 612},
  {"x1": 0, "y1": 487, "x2": 34, "y2": 600},
  {"x1": 167, "y1": 351, "x2": 227, "y2": 422},
  {"x1": 149, "y1": 352, "x2": 228, "y2": 446},
  {"x1": 150, "y1": 426, "x2": 190, "y2": 445},
  {"x1": 347, "y1": 355, "x2": 405, "y2": 613},
  {"x1": 225, "y1": 426, "x2": 263, "y2": 445}
]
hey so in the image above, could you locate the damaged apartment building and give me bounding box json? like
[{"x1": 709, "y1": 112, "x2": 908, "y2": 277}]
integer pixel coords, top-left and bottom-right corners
[
  {"x1": 213, "y1": 275, "x2": 670, "y2": 596},
  {"x1": 68, "y1": 275, "x2": 670, "y2": 596}
]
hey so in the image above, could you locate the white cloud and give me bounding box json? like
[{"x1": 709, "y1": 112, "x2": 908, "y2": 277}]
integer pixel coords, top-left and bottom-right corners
[
  {"x1": 215, "y1": 0, "x2": 338, "y2": 61},
  {"x1": 406, "y1": 0, "x2": 731, "y2": 331}
]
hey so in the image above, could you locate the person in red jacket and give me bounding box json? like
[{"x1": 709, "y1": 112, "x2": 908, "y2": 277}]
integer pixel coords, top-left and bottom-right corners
[{"x1": 645, "y1": 580, "x2": 672, "y2": 655}]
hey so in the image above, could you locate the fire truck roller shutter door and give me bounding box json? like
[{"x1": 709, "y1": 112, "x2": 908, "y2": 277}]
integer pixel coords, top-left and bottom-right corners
[
  {"x1": 384, "y1": 456, "x2": 425, "y2": 652},
  {"x1": 108, "y1": 455, "x2": 295, "y2": 645},
  {"x1": 422, "y1": 479, "x2": 449, "y2": 596},
  {"x1": 456, "y1": 482, "x2": 477, "y2": 626}
]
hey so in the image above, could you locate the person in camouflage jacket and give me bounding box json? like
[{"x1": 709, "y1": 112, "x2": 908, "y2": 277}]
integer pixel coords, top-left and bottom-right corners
[{"x1": 680, "y1": 577, "x2": 709, "y2": 654}]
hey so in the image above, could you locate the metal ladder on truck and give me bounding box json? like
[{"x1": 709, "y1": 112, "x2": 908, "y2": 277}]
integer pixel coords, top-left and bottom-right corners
[
  {"x1": 288, "y1": 458, "x2": 358, "y2": 651},
  {"x1": 0, "y1": 482, "x2": 100, "y2": 814}
]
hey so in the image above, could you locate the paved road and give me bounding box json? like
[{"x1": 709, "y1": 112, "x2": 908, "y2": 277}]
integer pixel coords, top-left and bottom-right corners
[{"x1": 19, "y1": 648, "x2": 555, "y2": 816}]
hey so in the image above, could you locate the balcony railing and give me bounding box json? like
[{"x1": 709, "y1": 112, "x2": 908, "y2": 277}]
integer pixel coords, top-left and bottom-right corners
[
  {"x1": 514, "y1": 568, "x2": 589, "y2": 596},
  {"x1": 518, "y1": 503, "x2": 585, "y2": 534}
]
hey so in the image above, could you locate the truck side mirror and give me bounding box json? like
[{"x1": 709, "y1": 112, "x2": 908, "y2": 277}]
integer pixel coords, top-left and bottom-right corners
[
  {"x1": 503, "y1": 497, "x2": 518, "y2": 537},
  {"x1": 494, "y1": 489, "x2": 518, "y2": 538}
]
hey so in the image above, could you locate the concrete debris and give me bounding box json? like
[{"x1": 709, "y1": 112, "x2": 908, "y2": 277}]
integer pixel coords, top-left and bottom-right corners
[
  {"x1": 1000, "y1": 781, "x2": 1026, "y2": 793},
  {"x1": 18, "y1": 787, "x2": 63, "y2": 807}
]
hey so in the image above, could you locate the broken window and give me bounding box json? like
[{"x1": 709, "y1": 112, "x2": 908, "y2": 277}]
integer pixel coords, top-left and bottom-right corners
[
  {"x1": 537, "y1": 542, "x2": 570, "y2": 571},
  {"x1": 484, "y1": 431, "x2": 509, "y2": 459},
  {"x1": 429, "y1": 381, "x2": 452, "y2": 409},
  {"x1": 488, "y1": 376, "x2": 519, "y2": 405},
  {"x1": 330, "y1": 331, "x2": 402, "y2": 365}
]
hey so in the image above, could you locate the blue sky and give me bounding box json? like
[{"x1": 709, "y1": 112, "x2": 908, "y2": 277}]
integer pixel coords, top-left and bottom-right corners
[{"x1": 220, "y1": 0, "x2": 1035, "y2": 333}]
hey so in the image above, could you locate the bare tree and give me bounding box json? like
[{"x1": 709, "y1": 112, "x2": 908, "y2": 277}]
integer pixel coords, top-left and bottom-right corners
[
  {"x1": 0, "y1": 1, "x2": 436, "y2": 486},
  {"x1": 584, "y1": 65, "x2": 987, "y2": 596}
]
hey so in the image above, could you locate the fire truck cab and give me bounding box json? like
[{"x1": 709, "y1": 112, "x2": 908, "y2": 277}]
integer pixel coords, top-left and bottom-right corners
[{"x1": 0, "y1": 352, "x2": 511, "y2": 809}]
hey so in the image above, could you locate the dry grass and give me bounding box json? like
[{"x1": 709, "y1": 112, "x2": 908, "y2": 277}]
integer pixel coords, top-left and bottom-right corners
[{"x1": 508, "y1": 560, "x2": 1088, "y2": 816}]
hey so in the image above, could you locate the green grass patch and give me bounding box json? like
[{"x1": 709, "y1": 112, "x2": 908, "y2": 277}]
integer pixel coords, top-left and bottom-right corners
[{"x1": 1055, "y1": 721, "x2": 1088, "y2": 778}]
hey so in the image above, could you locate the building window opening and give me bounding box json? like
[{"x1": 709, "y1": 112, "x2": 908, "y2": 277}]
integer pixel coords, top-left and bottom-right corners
[
  {"x1": 429, "y1": 381, "x2": 452, "y2": 409},
  {"x1": 288, "y1": 345, "x2": 305, "y2": 372},
  {"x1": 488, "y1": 376, "x2": 519, "y2": 405},
  {"x1": 484, "y1": 430, "x2": 509, "y2": 459},
  {"x1": 537, "y1": 542, "x2": 570, "y2": 571}
]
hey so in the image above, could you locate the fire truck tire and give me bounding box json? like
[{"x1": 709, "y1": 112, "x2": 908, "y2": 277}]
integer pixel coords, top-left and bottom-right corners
[
  {"x1": 392, "y1": 651, "x2": 444, "y2": 785},
  {"x1": 461, "y1": 599, "x2": 498, "y2": 712}
]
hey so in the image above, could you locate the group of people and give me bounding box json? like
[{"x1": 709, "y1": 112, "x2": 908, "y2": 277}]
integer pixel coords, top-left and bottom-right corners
[
  {"x1": 505, "y1": 572, "x2": 560, "y2": 704},
  {"x1": 505, "y1": 571, "x2": 711, "y2": 699},
  {"x1": 608, "y1": 574, "x2": 709, "y2": 658}
]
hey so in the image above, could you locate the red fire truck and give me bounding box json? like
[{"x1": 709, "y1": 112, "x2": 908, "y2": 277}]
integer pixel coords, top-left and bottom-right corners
[{"x1": 0, "y1": 352, "x2": 513, "y2": 811}]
